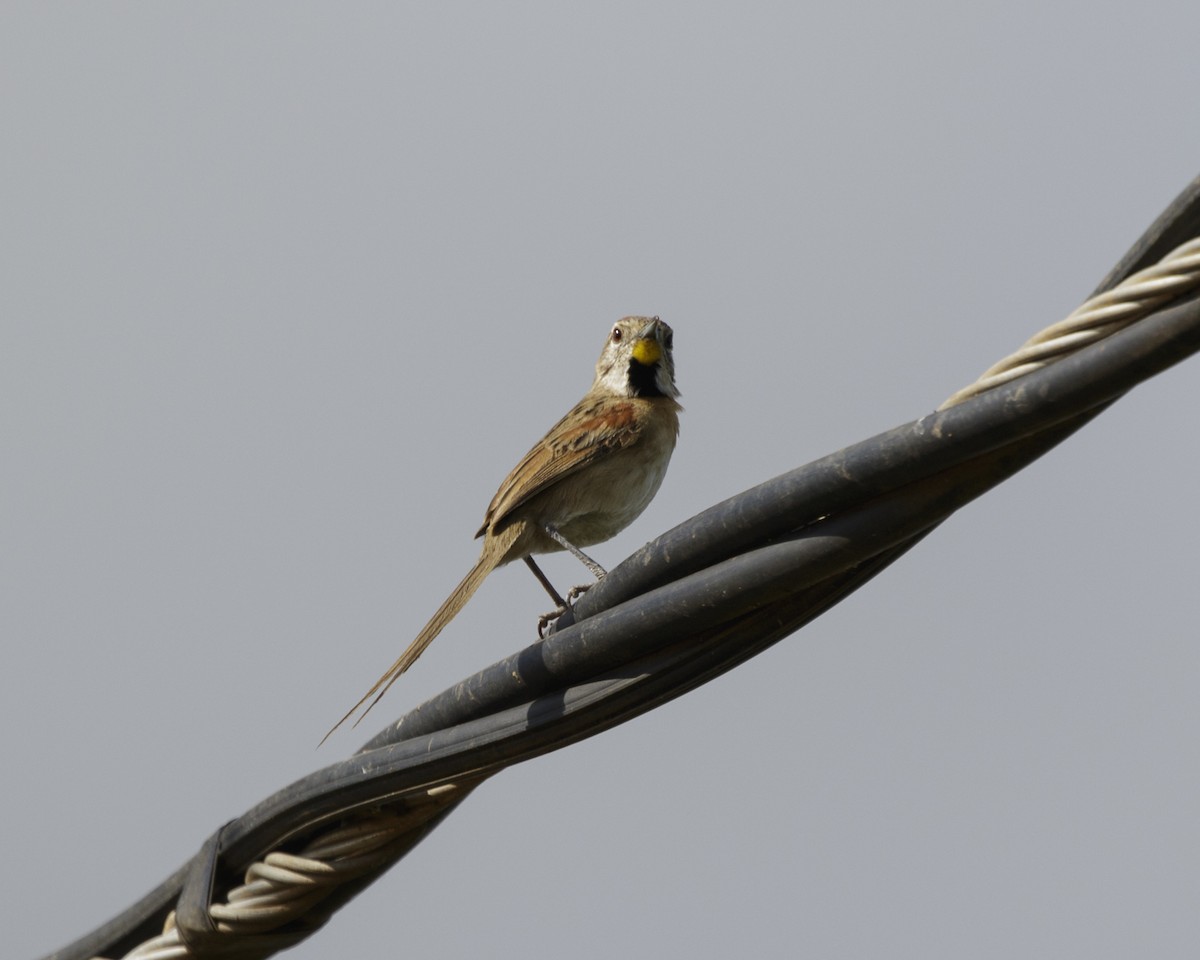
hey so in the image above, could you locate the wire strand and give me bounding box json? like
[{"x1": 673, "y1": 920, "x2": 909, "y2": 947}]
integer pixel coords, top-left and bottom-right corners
[{"x1": 940, "y1": 237, "x2": 1200, "y2": 409}]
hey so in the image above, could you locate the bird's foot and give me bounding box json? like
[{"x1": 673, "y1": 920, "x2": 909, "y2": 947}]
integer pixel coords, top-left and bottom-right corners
[
  {"x1": 537, "y1": 605, "x2": 567, "y2": 639},
  {"x1": 565, "y1": 582, "x2": 593, "y2": 604},
  {"x1": 536, "y1": 584, "x2": 595, "y2": 638}
]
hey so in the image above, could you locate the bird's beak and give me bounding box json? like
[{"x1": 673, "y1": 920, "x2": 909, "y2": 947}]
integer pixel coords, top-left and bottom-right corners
[
  {"x1": 637, "y1": 317, "x2": 662, "y2": 340},
  {"x1": 631, "y1": 318, "x2": 664, "y2": 365}
]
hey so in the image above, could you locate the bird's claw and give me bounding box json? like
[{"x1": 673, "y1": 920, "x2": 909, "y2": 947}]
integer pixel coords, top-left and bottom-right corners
[
  {"x1": 537, "y1": 606, "x2": 567, "y2": 639},
  {"x1": 565, "y1": 582, "x2": 593, "y2": 604},
  {"x1": 536, "y1": 584, "x2": 594, "y2": 638}
]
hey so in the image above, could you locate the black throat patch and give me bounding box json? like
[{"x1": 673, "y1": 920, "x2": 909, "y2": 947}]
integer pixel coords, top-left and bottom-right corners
[{"x1": 628, "y1": 358, "x2": 664, "y2": 397}]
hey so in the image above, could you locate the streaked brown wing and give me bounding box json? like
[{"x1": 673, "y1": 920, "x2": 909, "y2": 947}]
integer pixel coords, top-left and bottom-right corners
[{"x1": 476, "y1": 396, "x2": 642, "y2": 536}]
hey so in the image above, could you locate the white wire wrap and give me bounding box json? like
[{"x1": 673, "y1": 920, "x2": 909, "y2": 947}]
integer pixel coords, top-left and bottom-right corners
[
  {"x1": 108, "y1": 784, "x2": 464, "y2": 960},
  {"x1": 940, "y1": 237, "x2": 1200, "y2": 409}
]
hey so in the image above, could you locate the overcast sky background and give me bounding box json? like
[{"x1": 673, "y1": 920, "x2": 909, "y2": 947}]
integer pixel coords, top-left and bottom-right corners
[{"x1": 5, "y1": 4, "x2": 1199, "y2": 959}]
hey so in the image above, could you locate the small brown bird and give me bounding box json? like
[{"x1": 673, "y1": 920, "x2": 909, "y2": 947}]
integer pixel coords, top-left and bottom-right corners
[{"x1": 325, "y1": 316, "x2": 681, "y2": 739}]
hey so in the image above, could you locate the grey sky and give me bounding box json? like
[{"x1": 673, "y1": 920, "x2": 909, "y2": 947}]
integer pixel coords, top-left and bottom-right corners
[{"x1": 4, "y1": 4, "x2": 1199, "y2": 958}]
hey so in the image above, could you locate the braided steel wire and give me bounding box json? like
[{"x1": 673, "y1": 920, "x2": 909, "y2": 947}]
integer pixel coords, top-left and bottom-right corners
[
  {"x1": 44, "y1": 174, "x2": 1200, "y2": 960},
  {"x1": 941, "y1": 236, "x2": 1200, "y2": 409},
  {"x1": 122, "y1": 790, "x2": 470, "y2": 960}
]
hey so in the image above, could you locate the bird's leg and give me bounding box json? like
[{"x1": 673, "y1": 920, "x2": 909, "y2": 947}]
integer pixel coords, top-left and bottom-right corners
[
  {"x1": 525, "y1": 556, "x2": 571, "y2": 638},
  {"x1": 543, "y1": 524, "x2": 608, "y2": 578},
  {"x1": 539, "y1": 525, "x2": 607, "y2": 635},
  {"x1": 526, "y1": 529, "x2": 607, "y2": 637},
  {"x1": 523, "y1": 555, "x2": 566, "y2": 606}
]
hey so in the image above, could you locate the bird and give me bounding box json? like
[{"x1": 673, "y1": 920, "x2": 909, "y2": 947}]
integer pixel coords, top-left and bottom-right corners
[{"x1": 324, "y1": 316, "x2": 681, "y2": 740}]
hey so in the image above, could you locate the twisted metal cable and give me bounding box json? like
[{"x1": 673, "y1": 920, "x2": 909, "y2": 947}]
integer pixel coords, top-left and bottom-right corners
[
  {"x1": 119, "y1": 785, "x2": 469, "y2": 960},
  {"x1": 44, "y1": 173, "x2": 1200, "y2": 960},
  {"x1": 940, "y1": 236, "x2": 1200, "y2": 409}
]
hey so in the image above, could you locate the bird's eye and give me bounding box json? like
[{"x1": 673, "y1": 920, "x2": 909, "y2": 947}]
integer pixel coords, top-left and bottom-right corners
[{"x1": 611, "y1": 326, "x2": 622, "y2": 342}]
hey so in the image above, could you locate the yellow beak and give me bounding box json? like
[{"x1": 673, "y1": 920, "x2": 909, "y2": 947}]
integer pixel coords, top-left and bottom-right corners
[{"x1": 631, "y1": 338, "x2": 662, "y2": 365}]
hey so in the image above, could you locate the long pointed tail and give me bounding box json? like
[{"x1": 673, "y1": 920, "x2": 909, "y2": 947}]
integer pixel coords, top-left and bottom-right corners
[{"x1": 320, "y1": 530, "x2": 515, "y2": 745}]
